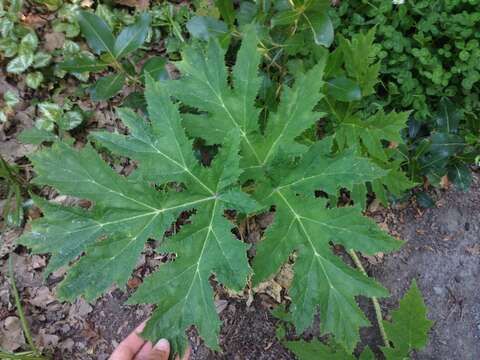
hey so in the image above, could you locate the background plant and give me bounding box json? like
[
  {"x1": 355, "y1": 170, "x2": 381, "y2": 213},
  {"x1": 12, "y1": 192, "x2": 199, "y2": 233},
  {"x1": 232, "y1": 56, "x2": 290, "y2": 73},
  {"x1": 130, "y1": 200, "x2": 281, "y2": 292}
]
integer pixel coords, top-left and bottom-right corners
[
  {"x1": 58, "y1": 11, "x2": 158, "y2": 101},
  {"x1": 330, "y1": 0, "x2": 480, "y2": 190},
  {"x1": 278, "y1": 280, "x2": 432, "y2": 360},
  {"x1": 0, "y1": 0, "x2": 52, "y2": 89}
]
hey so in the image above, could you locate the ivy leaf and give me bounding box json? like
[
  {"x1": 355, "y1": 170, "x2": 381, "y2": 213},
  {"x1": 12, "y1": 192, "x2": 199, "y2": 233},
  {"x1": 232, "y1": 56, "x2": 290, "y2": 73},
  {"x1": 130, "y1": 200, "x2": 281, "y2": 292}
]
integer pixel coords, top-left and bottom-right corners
[
  {"x1": 382, "y1": 280, "x2": 432, "y2": 359},
  {"x1": 20, "y1": 33, "x2": 38, "y2": 51},
  {"x1": 25, "y1": 71, "x2": 44, "y2": 89},
  {"x1": 327, "y1": 76, "x2": 361, "y2": 102},
  {"x1": 32, "y1": 52, "x2": 52, "y2": 68},
  {"x1": 6, "y1": 52, "x2": 34, "y2": 74},
  {"x1": 114, "y1": 13, "x2": 151, "y2": 59},
  {"x1": 59, "y1": 54, "x2": 109, "y2": 73},
  {"x1": 59, "y1": 110, "x2": 84, "y2": 131},
  {"x1": 89, "y1": 73, "x2": 126, "y2": 101},
  {"x1": 38, "y1": 103, "x2": 63, "y2": 123},
  {"x1": 77, "y1": 10, "x2": 115, "y2": 56},
  {"x1": 4, "y1": 91, "x2": 19, "y2": 107}
]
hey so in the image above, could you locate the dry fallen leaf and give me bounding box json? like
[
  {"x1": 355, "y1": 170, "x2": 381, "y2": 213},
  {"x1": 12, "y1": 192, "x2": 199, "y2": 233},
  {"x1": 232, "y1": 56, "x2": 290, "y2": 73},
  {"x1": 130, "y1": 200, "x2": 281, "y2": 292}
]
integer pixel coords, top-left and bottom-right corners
[
  {"x1": 114, "y1": 0, "x2": 149, "y2": 10},
  {"x1": 440, "y1": 175, "x2": 450, "y2": 189},
  {"x1": 44, "y1": 32, "x2": 66, "y2": 52},
  {"x1": 253, "y1": 279, "x2": 283, "y2": 303},
  {"x1": 36, "y1": 328, "x2": 60, "y2": 349},
  {"x1": 0, "y1": 316, "x2": 25, "y2": 351},
  {"x1": 466, "y1": 244, "x2": 480, "y2": 256},
  {"x1": 29, "y1": 286, "x2": 56, "y2": 308}
]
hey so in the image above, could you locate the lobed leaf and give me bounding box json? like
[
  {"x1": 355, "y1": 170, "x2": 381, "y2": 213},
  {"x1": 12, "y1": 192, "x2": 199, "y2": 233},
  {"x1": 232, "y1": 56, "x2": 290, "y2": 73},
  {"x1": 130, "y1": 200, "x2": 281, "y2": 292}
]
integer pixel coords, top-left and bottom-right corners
[
  {"x1": 22, "y1": 26, "x2": 404, "y2": 356},
  {"x1": 382, "y1": 280, "x2": 433, "y2": 359}
]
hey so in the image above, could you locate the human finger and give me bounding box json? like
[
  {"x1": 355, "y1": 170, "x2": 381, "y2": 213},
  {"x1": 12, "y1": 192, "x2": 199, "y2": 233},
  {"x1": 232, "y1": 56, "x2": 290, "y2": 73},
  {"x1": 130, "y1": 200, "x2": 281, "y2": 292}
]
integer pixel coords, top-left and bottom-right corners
[{"x1": 109, "y1": 322, "x2": 147, "y2": 360}]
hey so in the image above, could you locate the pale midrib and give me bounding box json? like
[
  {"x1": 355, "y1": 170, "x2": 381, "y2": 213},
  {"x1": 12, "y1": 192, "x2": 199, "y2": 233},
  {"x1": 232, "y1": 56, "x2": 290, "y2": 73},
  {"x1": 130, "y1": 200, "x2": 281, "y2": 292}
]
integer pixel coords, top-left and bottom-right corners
[
  {"x1": 181, "y1": 198, "x2": 219, "y2": 314},
  {"x1": 276, "y1": 190, "x2": 336, "y2": 291},
  {"x1": 203, "y1": 78, "x2": 262, "y2": 164},
  {"x1": 60, "y1": 195, "x2": 216, "y2": 237},
  {"x1": 82, "y1": 17, "x2": 115, "y2": 59},
  {"x1": 148, "y1": 141, "x2": 214, "y2": 195},
  {"x1": 115, "y1": 24, "x2": 144, "y2": 58}
]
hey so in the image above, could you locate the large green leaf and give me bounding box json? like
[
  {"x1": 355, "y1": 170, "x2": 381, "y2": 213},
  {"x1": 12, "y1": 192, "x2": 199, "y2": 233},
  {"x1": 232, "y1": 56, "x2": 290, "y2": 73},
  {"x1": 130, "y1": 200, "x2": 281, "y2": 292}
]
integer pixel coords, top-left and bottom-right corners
[
  {"x1": 253, "y1": 188, "x2": 400, "y2": 351},
  {"x1": 20, "y1": 78, "x2": 257, "y2": 357},
  {"x1": 114, "y1": 13, "x2": 151, "y2": 59},
  {"x1": 77, "y1": 10, "x2": 115, "y2": 56},
  {"x1": 161, "y1": 30, "x2": 400, "y2": 350},
  {"x1": 22, "y1": 28, "x2": 404, "y2": 356}
]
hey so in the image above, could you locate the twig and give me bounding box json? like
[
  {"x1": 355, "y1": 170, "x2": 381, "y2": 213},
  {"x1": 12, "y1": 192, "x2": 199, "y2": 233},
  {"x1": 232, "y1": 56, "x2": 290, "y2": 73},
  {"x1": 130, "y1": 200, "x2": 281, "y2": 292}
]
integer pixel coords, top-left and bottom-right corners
[
  {"x1": 0, "y1": 350, "x2": 48, "y2": 360},
  {"x1": 348, "y1": 249, "x2": 390, "y2": 348},
  {"x1": 8, "y1": 257, "x2": 39, "y2": 355}
]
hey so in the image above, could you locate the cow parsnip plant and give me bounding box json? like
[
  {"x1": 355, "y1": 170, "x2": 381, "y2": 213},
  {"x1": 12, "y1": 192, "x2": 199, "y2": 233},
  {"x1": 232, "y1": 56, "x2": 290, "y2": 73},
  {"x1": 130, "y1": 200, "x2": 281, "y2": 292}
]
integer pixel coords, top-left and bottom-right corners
[{"x1": 20, "y1": 28, "x2": 401, "y2": 355}]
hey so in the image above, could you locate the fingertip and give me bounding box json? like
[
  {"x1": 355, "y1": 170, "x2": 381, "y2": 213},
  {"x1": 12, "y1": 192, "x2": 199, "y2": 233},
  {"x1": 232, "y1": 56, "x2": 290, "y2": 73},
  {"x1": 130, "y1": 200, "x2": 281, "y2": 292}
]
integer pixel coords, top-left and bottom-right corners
[{"x1": 154, "y1": 338, "x2": 170, "y2": 352}]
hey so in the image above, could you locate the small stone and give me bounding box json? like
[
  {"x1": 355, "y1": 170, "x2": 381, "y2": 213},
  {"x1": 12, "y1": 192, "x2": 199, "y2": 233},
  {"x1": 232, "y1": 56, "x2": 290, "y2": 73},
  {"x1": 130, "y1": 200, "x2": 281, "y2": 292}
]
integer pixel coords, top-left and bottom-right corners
[{"x1": 433, "y1": 286, "x2": 445, "y2": 295}]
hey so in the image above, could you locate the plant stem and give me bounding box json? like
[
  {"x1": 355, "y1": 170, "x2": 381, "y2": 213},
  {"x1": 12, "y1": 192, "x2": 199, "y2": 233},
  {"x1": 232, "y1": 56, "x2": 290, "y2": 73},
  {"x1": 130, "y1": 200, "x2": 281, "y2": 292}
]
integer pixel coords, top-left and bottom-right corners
[
  {"x1": 8, "y1": 257, "x2": 39, "y2": 355},
  {"x1": 348, "y1": 249, "x2": 390, "y2": 348},
  {"x1": 0, "y1": 350, "x2": 48, "y2": 360}
]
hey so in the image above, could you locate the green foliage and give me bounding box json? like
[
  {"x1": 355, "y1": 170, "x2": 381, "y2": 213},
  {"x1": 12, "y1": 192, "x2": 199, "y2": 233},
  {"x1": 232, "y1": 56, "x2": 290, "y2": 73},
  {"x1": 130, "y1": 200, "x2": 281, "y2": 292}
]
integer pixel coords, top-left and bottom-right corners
[
  {"x1": 319, "y1": 29, "x2": 414, "y2": 207},
  {"x1": 0, "y1": 156, "x2": 24, "y2": 228},
  {"x1": 382, "y1": 280, "x2": 433, "y2": 359},
  {"x1": 332, "y1": 0, "x2": 480, "y2": 120},
  {"x1": 20, "y1": 28, "x2": 401, "y2": 355},
  {"x1": 281, "y1": 280, "x2": 432, "y2": 359},
  {"x1": 331, "y1": 0, "x2": 480, "y2": 190},
  {"x1": 59, "y1": 11, "x2": 161, "y2": 101},
  {"x1": 0, "y1": 0, "x2": 51, "y2": 88},
  {"x1": 18, "y1": 100, "x2": 87, "y2": 145}
]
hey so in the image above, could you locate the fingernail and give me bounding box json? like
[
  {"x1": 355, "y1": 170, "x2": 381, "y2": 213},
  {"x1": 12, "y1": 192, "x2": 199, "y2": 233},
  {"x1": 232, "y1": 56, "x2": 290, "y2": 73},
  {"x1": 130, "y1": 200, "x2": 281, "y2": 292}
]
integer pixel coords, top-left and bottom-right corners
[{"x1": 154, "y1": 338, "x2": 170, "y2": 351}]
